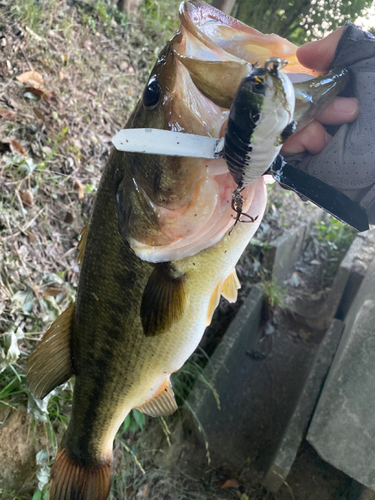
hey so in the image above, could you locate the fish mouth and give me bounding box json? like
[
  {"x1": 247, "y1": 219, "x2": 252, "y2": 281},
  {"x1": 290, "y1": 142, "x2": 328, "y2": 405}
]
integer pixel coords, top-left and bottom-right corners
[{"x1": 125, "y1": 1, "x2": 306, "y2": 263}]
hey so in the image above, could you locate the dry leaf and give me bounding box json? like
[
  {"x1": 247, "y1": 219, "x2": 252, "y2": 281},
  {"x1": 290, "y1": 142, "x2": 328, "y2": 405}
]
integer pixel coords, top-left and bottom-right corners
[
  {"x1": 64, "y1": 212, "x2": 74, "y2": 224},
  {"x1": 17, "y1": 70, "x2": 44, "y2": 90},
  {"x1": 33, "y1": 107, "x2": 45, "y2": 120},
  {"x1": 10, "y1": 139, "x2": 26, "y2": 156},
  {"x1": 136, "y1": 484, "x2": 149, "y2": 498},
  {"x1": 19, "y1": 189, "x2": 33, "y2": 207},
  {"x1": 126, "y1": 486, "x2": 135, "y2": 496},
  {"x1": 221, "y1": 479, "x2": 240, "y2": 489},
  {"x1": 73, "y1": 179, "x2": 85, "y2": 200},
  {"x1": 26, "y1": 87, "x2": 52, "y2": 101},
  {"x1": 26, "y1": 232, "x2": 36, "y2": 243},
  {"x1": 0, "y1": 108, "x2": 16, "y2": 120},
  {"x1": 17, "y1": 70, "x2": 52, "y2": 101}
]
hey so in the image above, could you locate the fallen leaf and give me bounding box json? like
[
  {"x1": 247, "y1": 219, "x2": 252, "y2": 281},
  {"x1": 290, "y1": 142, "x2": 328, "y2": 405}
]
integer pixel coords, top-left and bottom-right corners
[
  {"x1": 17, "y1": 70, "x2": 44, "y2": 89},
  {"x1": 25, "y1": 87, "x2": 52, "y2": 101},
  {"x1": 73, "y1": 179, "x2": 85, "y2": 200},
  {"x1": 221, "y1": 479, "x2": 240, "y2": 489},
  {"x1": 19, "y1": 189, "x2": 33, "y2": 207},
  {"x1": 33, "y1": 107, "x2": 45, "y2": 120},
  {"x1": 26, "y1": 232, "x2": 36, "y2": 243},
  {"x1": 64, "y1": 212, "x2": 74, "y2": 224},
  {"x1": 0, "y1": 108, "x2": 16, "y2": 120},
  {"x1": 10, "y1": 138, "x2": 26, "y2": 156},
  {"x1": 136, "y1": 484, "x2": 149, "y2": 498}
]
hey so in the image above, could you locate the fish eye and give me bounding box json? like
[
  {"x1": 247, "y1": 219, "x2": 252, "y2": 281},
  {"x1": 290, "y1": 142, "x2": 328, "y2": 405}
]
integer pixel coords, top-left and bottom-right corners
[{"x1": 143, "y1": 76, "x2": 161, "y2": 109}]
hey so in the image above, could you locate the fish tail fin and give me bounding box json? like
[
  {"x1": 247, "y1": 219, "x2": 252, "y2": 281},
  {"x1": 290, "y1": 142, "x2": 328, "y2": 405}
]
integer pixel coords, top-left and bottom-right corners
[{"x1": 50, "y1": 448, "x2": 111, "y2": 500}]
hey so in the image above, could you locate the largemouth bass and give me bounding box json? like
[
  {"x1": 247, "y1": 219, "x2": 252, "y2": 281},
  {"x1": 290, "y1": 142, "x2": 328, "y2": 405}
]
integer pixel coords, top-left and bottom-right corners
[{"x1": 26, "y1": 2, "x2": 349, "y2": 499}]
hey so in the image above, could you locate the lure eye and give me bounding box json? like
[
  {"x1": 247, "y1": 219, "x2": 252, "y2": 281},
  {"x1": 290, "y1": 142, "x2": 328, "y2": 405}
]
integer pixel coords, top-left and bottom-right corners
[{"x1": 143, "y1": 76, "x2": 161, "y2": 109}]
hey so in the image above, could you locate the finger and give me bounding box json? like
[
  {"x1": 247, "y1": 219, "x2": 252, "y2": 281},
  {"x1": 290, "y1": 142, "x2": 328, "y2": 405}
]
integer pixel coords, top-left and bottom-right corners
[
  {"x1": 296, "y1": 26, "x2": 345, "y2": 71},
  {"x1": 282, "y1": 120, "x2": 332, "y2": 155},
  {"x1": 315, "y1": 97, "x2": 360, "y2": 125}
]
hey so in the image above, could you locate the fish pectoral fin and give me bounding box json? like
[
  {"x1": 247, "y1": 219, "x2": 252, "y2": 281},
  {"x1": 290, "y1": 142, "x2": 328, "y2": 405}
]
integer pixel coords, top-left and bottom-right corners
[
  {"x1": 206, "y1": 268, "x2": 241, "y2": 326},
  {"x1": 136, "y1": 379, "x2": 178, "y2": 417},
  {"x1": 77, "y1": 224, "x2": 88, "y2": 264},
  {"x1": 26, "y1": 304, "x2": 75, "y2": 399},
  {"x1": 141, "y1": 262, "x2": 188, "y2": 337},
  {"x1": 221, "y1": 268, "x2": 241, "y2": 303}
]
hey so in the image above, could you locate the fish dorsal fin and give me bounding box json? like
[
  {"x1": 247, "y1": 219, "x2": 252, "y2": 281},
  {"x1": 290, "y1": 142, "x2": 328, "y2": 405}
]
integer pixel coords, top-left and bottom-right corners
[
  {"x1": 206, "y1": 268, "x2": 241, "y2": 326},
  {"x1": 26, "y1": 304, "x2": 75, "y2": 399},
  {"x1": 136, "y1": 379, "x2": 178, "y2": 417},
  {"x1": 141, "y1": 263, "x2": 188, "y2": 337},
  {"x1": 77, "y1": 225, "x2": 88, "y2": 264},
  {"x1": 221, "y1": 268, "x2": 241, "y2": 303}
]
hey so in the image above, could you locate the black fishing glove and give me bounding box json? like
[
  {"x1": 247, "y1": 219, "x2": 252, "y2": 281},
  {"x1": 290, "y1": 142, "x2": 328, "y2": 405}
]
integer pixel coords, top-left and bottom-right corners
[{"x1": 284, "y1": 23, "x2": 375, "y2": 225}]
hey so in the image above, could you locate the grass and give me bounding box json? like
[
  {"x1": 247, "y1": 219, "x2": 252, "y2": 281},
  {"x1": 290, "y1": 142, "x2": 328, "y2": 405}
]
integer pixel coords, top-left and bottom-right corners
[{"x1": 315, "y1": 216, "x2": 356, "y2": 287}]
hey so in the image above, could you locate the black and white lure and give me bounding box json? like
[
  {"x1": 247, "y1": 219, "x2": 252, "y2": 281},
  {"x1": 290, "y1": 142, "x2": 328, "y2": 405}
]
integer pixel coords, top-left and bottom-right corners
[{"x1": 223, "y1": 57, "x2": 296, "y2": 229}]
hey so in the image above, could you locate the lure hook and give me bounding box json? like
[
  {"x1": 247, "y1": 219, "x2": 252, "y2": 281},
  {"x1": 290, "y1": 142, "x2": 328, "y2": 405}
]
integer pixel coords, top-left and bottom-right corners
[{"x1": 229, "y1": 187, "x2": 258, "y2": 235}]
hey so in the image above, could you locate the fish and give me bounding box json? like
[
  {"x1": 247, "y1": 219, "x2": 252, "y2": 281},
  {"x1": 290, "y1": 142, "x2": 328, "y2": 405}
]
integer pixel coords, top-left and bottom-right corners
[{"x1": 26, "y1": 2, "x2": 349, "y2": 499}]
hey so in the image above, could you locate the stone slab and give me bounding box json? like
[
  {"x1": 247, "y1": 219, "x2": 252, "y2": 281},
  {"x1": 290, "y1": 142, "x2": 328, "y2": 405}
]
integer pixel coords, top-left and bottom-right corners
[
  {"x1": 262, "y1": 318, "x2": 344, "y2": 492},
  {"x1": 307, "y1": 255, "x2": 375, "y2": 490},
  {"x1": 337, "y1": 228, "x2": 375, "y2": 319},
  {"x1": 187, "y1": 285, "x2": 325, "y2": 471},
  {"x1": 186, "y1": 286, "x2": 264, "y2": 466},
  {"x1": 258, "y1": 208, "x2": 323, "y2": 286},
  {"x1": 262, "y1": 225, "x2": 308, "y2": 285}
]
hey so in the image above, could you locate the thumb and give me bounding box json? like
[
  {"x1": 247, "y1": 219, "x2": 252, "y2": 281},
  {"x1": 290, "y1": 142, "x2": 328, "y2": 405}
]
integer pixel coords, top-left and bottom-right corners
[{"x1": 296, "y1": 26, "x2": 345, "y2": 72}]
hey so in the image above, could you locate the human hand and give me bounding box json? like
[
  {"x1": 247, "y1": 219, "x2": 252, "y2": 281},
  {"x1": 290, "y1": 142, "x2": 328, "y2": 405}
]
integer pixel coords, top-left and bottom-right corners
[
  {"x1": 281, "y1": 23, "x2": 375, "y2": 224},
  {"x1": 282, "y1": 27, "x2": 360, "y2": 155}
]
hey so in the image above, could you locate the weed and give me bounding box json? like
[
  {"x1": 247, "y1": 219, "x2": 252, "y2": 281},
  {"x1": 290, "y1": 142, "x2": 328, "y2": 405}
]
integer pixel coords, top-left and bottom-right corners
[
  {"x1": 142, "y1": 0, "x2": 180, "y2": 34},
  {"x1": 10, "y1": 0, "x2": 43, "y2": 32},
  {"x1": 315, "y1": 216, "x2": 356, "y2": 285},
  {"x1": 316, "y1": 217, "x2": 355, "y2": 254},
  {"x1": 262, "y1": 279, "x2": 286, "y2": 309},
  {"x1": 122, "y1": 408, "x2": 146, "y2": 434}
]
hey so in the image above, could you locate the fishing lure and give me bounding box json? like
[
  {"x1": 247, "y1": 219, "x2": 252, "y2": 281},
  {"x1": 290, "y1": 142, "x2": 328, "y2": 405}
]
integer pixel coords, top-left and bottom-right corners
[{"x1": 224, "y1": 57, "x2": 296, "y2": 227}]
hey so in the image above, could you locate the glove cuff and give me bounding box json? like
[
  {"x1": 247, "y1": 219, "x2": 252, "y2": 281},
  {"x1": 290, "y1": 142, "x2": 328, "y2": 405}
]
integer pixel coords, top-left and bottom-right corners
[{"x1": 334, "y1": 22, "x2": 375, "y2": 68}]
